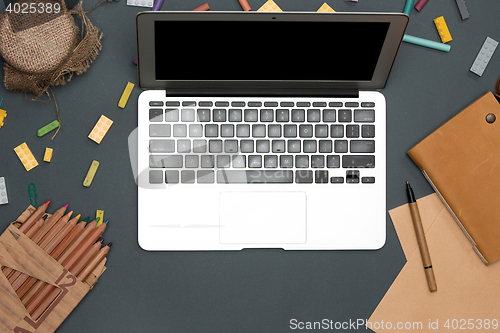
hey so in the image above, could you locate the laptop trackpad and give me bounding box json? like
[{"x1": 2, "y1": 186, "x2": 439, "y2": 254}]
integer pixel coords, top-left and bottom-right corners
[{"x1": 219, "y1": 191, "x2": 306, "y2": 244}]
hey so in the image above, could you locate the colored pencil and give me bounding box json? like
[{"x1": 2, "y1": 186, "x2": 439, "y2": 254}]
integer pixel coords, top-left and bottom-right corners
[
  {"x1": 18, "y1": 201, "x2": 50, "y2": 233},
  {"x1": 30, "y1": 204, "x2": 68, "y2": 244},
  {"x1": 77, "y1": 243, "x2": 111, "y2": 282}
]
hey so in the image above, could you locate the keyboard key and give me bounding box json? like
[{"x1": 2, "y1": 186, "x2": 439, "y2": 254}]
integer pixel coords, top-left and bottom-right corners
[
  {"x1": 307, "y1": 109, "x2": 321, "y2": 122},
  {"x1": 361, "y1": 102, "x2": 375, "y2": 107},
  {"x1": 213, "y1": 109, "x2": 226, "y2": 122},
  {"x1": 338, "y1": 110, "x2": 352, "y2": 122},
  {"x1": 248, "y1": 101, "x2": 262, "y2": 107},
  {"x1": 296, "y1": 102, "x2": 310, "y2": 107},
  {"x1": 209, "y1": 139, "x2": 222, "y2": 153},
  {"x1": 197, "y1": 109, "x2": 211, "y2": 122},
  {"x1": 268, "y1": 125, "x2": 281, "y2": 138},
  {"x1": 231, "y1": 101, "x2": 245, "y2": 107},
  {"x1": 323, "y1": 109, "x2": 336, "y2": 122},
  {"x1": 165, "y1": 170, "x2": 179, "y2": 183},
  {"x1": 276, "y1": 109, "x2": 289, "y2": 122},
  {"x1": 311, "y1": 155, "x2": 324, "y2": 168},
  {"x1": 327, "y1": 155, "x2": 340, "y2": 168},
  {"x1": 295, "y1": 155, "x2": 309, "y2": 168},
  {"x1": 264, "y1": 155, "x2": 278, "y2": 168},
  {"x1": 149, "y1": 101, "x2": 163, "y2": 107},
  {"x1": 256, "y1": 140, "x2": 270, "y2": 153},
  {"x1": 240, "y1": 140, "x2": 254, "y2": 153},
  {"x1": 342, "y1": 155, "x2": 375, "y2": 168},
  {"x1": 229, "y1": 109, "x2": 242, "y2": 122},
  {"x1": 346, "y1": 170, "x2": 360, "y2": 183},
  {"x1": 299, "y1": 124, "x2": 313, "y2": 138},
  {"x1": 264, "y1": 101, "x2": 278, "y2": 107},
  {"x1": 193, "y1": 139, "x2": 207, "y2": 153},
  {"x1": 334, "y1": 140, "x2": 348, "y2": 153},
  {"x1": 149, "y1": 170, "x2": 163, "y2": 184},
  {"x1": 236, "y1": 124, "x2": 250, "y2": 137},
  {"x1": 330, "y1": 176, "x2": 344, "y2": 183},
  {"x1": 313, "y1": 102, "x2": 327, "y2": 107},
  {"x1": 217, "y1": 170, "x2": 293, "y2": 183},
  {"x1": 225, "y1": 140, "x2": 238, "y2": 153},
  {"x1": 221, "y1": 124, "x2": 234, "y2": 137},
  {"x1": 354, "y1": 109, "x2": 375, "y2": 122},
  {"x1": 197, "y1": 170, "x2": 215, "y2": 183},
  {"x1": 330, "y1": 125, "x2": 344, "y2": 138},
  {"x1": 217, "y1": 155, "x2": 231, "y2": 168},
  {"x1": 315, "y1": 125, "x2": 328, "y2": 138},
  {"x1": 177, "y1": 139, "x2": 191, "y2": 153},
  {"x1": 149, "y1": 109, "x2": 163, "y2": 122},
  {"x1": 280, "y1": 101, "x2": 294, "y2": 107},
  {"x1": 181, "y1": 109, "x2": 195, "y2": 122},
  {"x1": 244, "y1": 109, "x2": 258, "y2": 122},
  {"x1": 201, "y1": 155, "x2": 214, "y2": 168},
  {"x1": 173, "y1": 124, "x2": 187, "y2": 137},
  {"x1": 284, "y1": 124, "x2": 297, "y2": 137},
  {"x1": 248, "y1": 155, "x2": 262, "y2": 168},
  {"x1": 181, "y1": 170, "x2": 195, "y2": 183},
  {"x1": 345, "y1": 102, "x2": 359, "y2": 107},
  {"x1": 150, "y1": 124, "x2": 170, "y2": 137},
  {"x1": 362, "y1": 176, "x2": 375, "y2": 183},
  {"x1": 272, "y1": 140, "x2": 285, "y2": 153},
  {"x1": 315, "y1": 170, "x2": 329, "y2": 183},
  {"x1": 149, "y1": 155, "x2": 163, "y2": 168},
  {"x1": 182, "y1": 101, "x2": 196, "y2": 106},
  {"x1": 362, "y1": 125, "x2": 375, "y2": 138},
  {"x1": 157, "y1": 155, "x2": 183, "y2": 168},
  {"x1": 232, "y1": 155, "x2": 246, "y2": 168},
  {"x1": 280, "y1": 155, "x2": 293, "y2": 168},
  {"x1": 292, "y1": 109, "x2": 305, "y2": 122},
  {"x1": 288, "y1": 140, "x2": 301, "y2": 153},
  {"x1": 189, "y1": 124, "x2": 203, "y2": 137},
  {"x1": 215, "y1": 101, "x2": 229, "y2": 107},
  {"x1": 319, "y1": 140, "x2": 332, "y2": 153},
  {"x1": 199, "y1": 101, "x2": 213, "y2": 107},
  {"x1": 205, "y1": 124, "x2": 218, "y2": 137},
  {"x1": 303, "y1": 140, "x2": 317, "y2": 153},
  {"x1": 165, "y1": 109, "x2": 179, "y2": 122},
  {"x1": 149, "y1": 140, "x2": 174, "y2": 153},
  {"x1": 296, "y1": 170, "x2": 313, "y2": 183},
  {"x1": 346, "y1": 125, "x2": 359, "y2": 138},
  {"x1": 252, "y1": 124, "x2": 266, "y2": 137},
  {"x1": 260, "y1": 109, "x2": 274, "y2": 122},
  {"x1": 350, "y1": 140, "x2": 375, "y2": 153},
  {"x1": 329, "y1": 102, "x2": 343, "y2": 107},
  {"x1": 166, "y1": 101, "x2": 180, "y2": 106},
  {"x1": 185, "y1": 155, "x2": 199, "y2": 168}
]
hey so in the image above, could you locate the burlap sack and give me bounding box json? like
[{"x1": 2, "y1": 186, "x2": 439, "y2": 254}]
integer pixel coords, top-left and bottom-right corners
[{"x1": 0, "y1": 0, "x2": 103, "y2": 98}]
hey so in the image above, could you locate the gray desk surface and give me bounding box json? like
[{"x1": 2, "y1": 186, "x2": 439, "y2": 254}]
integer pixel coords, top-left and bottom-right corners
[{"x1": 0, "y1": 0, "x2": 499, "y2": 332}]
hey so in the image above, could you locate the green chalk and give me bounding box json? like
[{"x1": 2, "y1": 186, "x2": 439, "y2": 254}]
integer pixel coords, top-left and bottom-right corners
[
  {"x1": 403, "y1": 0, "x2": 414, "y2": 15},
  {"x1": 403, "y1": 34, "x2": 451, "y2": 52},
  {"x1": 37, "y1": 120, "x2": 60, "y2": 137}
]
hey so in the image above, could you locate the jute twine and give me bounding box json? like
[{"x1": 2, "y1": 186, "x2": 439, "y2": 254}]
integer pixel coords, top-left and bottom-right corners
[{"x1": 0, "y1": 0, "x2": 104, "y2": 139}]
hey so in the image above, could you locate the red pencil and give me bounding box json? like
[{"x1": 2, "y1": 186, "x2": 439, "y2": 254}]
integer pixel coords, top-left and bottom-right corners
[{"x1": 18, "y1": 201, "x2": 50, "y2": 234}]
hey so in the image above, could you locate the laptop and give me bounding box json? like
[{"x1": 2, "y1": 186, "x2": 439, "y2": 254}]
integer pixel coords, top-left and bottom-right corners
[{"x1": 134, "y1": 11, "x2": 409, "y2": 251}]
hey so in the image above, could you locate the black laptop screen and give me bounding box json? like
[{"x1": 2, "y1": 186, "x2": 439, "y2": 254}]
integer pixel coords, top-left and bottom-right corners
[{"x1": 154, "y1": 20, "x2": 389, "y2": 81}]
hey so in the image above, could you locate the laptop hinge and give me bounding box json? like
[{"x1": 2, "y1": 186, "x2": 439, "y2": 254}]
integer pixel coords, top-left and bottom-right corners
[{"x1": 165, "y1": 88, "x2": 359, "y2": 98}]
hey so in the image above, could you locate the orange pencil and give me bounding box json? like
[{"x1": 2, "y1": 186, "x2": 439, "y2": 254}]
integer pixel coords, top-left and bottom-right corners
[
  {"x1": 11, "y1": 214, "x2": 79, "y2": 292},
  {"x1": 238, "y1": 0, "x2": 251, "y2": 11},
  {"x1": 57, "y1": 221, "x2": 97, "y2": 264},
  {"x1": 193, "y1": 2, "x2": 210, "y2": 11},
  {"x1": 18, "y1": 201, "x2": 50, "y2": 234},
  {"x1": 26, "y1": 223, "x2": 107, "y2": 316},
  {"x1": 78, "y1": 243, "x2": 111, "y2": 282},
  {"x1": 70, "y1": 239, "x2": 104, "y2": 277},
  {"x1": 19, "y1": 221, "x2": 87, "y2": 303},
  {"x1": 30, "y1": 204, "x2": 68, "y2": 244}
]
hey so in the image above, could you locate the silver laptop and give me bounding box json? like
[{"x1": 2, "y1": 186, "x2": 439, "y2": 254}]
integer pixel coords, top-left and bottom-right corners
[{"x1": 134, "y1": 11, "x2": 408, "y2": 250}]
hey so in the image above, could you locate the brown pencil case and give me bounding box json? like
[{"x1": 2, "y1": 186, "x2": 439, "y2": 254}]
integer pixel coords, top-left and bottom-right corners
[{"x1": 0, "y1": 206, "x2": 106, "y2": 333}]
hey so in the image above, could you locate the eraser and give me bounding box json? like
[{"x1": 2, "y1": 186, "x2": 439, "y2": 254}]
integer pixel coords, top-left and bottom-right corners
[
  {"x1": 455, "y1": 0, "x2": 470, "y2": 20},
  {"x1": 14, "y1": 142, "x2": 38, "y2": 171},
  {"x1": 96, "y1": 210, "x2": 104, "y2": 226},
  {"x1": 43, "y1": 147, "x2": 53, "y2": 162},
  {"x1": 118, "y1": 82, "x2": 135, "y2": 108},
  {"x1": 317, "y1": 3, "x2": 335, "y2": 12},
  {"x1": 0, "y1": 109, "x2": 6, "y2": 128},
  {"x1": 89, "y1": 115, "x2": 113, "y2": 144},
  {"x1": 257, "y1": 0, "x2": 282, "y2": 12},
  {"x1": 0, "y1": 177, "x2": 8, "y2": 204},
  {"x1": 470, "y1": 37, "x2": 498, "y2": 77},
  {"x1": 83, "y1": 160, "x2": 100, "y2": 187},
  {"x1": 37, "y1": 120, "x2": 60, "y2": 137},
  {"x1": 126, "y1": 0, "x2": 153, "y2": 7},
  {"x1": 434, "y1": 16, "x2": 452, "y2": 43}
]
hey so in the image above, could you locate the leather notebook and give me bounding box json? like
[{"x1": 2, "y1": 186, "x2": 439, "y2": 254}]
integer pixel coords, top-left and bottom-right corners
[{"x1": 407, "y1": 90, "x2": 500, "y2": 265}]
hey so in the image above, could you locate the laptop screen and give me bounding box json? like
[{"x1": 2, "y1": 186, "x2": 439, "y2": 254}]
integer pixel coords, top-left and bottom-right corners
[{"x1": 154, "y1": 21, "x2": 389, "y2": 81}]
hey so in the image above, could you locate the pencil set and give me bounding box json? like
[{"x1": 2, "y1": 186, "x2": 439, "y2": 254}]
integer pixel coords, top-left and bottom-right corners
[{"x1": 0, "y1": 202, "x2": 111, "y2": 333}]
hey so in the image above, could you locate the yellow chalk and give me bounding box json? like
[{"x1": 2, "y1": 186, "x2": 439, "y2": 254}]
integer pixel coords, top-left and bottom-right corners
[
  {"x1": 118, "y1": 82, "x2": 135, "y2": 108},
  {"x1": 83, "y1": 160, "x2": 99, "y2": 187},
  {"x1": 434, "y1": 16, "x2": 452, "y2": 43},
  {"x1": 89, "y1": 115, "x2": 113, "y2": 144},
  {"x1": 257, "y1": 0, "x2": 282, "y2": 12},
  {"x1": 14, "y1": 142, "x2": 38, "y2": 171},
  {"x1": 96, "y1": 210, "x2": 104, "y2": 226},
  {"x1": 317, "y1": 2, "x2": 335, "y2": 12},
  {"x1": 43, "y1": 147, "x2": 53, "y2": 162}
]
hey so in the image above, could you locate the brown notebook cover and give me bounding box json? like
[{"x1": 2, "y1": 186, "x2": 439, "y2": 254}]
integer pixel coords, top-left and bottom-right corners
[{"x1": 407, "y1": 91, "x2": 500, "y2": 265}]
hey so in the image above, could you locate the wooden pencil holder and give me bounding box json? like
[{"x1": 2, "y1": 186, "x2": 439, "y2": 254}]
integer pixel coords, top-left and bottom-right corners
[{"x1": 0, "y1": 206, "x2": 106, "y2": 333}]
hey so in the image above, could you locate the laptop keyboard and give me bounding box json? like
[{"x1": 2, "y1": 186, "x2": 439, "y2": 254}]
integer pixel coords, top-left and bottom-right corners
[{"x1": 147, "y1": 99, "x2": 376, "y2": 184}]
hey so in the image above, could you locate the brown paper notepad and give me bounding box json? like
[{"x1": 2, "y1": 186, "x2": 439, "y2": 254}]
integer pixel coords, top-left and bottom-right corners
[{"x1": 407, "y1": 91, "x2": 500, "y2": 265}]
